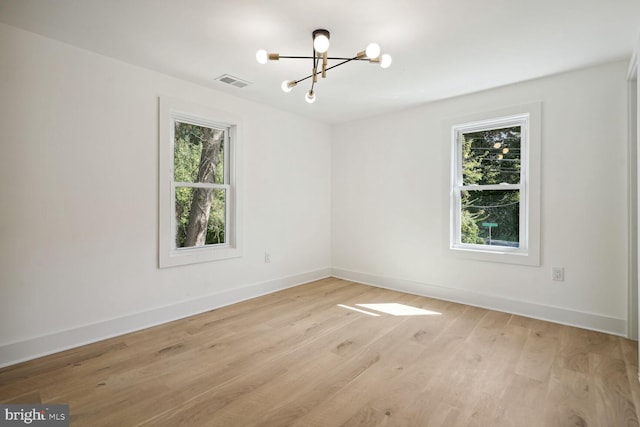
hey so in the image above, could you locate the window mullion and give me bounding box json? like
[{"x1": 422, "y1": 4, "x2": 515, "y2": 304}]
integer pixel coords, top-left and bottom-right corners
[
  {"x1": 460, "y1": 184, "x2": 521, "y2": 191},
  {"x1": 174, "y1": 182, "x2": 227, "y2": 190}
]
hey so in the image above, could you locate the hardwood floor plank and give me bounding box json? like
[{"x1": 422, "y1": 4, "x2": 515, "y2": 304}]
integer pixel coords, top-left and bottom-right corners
[
  {"x1": 0, "y1": 279, "x2": 638, "y2": 426},
  {"x1": 622, "y1": 338, "x2": 640, "y2": 420},
  {"x1": 544, "y1": 368, "x2": 593, "y2": 427},
  {"x1": 500, "y1": 374, "x2": 548, "y2": 422},
  {"x1": 590, "y1": 353, "x2": 639, "y2": 426},
  {"x1": 515, "y1": 324, "x2": 561, "y2": 382}
]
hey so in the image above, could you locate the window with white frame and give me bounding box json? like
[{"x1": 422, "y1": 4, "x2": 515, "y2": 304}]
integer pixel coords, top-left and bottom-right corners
[
  {"x1": 450, "y1": 103, "x2": 540, "y2": 265},
  {"x1": 159, "y1": 97, "x2": 242, "y2": 268}
]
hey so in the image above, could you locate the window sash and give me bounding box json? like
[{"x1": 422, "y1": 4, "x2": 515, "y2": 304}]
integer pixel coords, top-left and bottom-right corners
[
  {"x1": 171, "y1": 184, "x2": 230, "y2": 251},
  {"x1": 171, "y1": 118, "x2": 230, "y2": 185},
  {"x1": 452, "y1": 187, "x2": 526, "y2": 251},
  {"x1": 454, "y1": 123, "x2": 526, "y2": 188}
]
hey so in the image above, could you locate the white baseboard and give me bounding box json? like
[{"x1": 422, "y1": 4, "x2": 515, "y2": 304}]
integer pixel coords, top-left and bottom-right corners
[
  {"x1": 0, "y1": 268, "x2": 331, "y2": 368},
  {"x1": 1, "y1": 267, "x2": 627, "y2": 368},
  {"x1": 332, "y1": 268, "x2": 627, "y2": 337}
]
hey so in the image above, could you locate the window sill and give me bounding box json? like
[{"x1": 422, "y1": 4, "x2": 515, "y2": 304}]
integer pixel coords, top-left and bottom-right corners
[
  {"x1": 449, "y1": 245, "x2": 540, "y2": 266},
  {"x1": 160, "y1": 245, "x2": 242, "y2": 268}
]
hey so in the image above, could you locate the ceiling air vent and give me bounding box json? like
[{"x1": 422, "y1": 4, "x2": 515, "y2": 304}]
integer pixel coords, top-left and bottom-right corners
[{"x1": 215, "y1": 74, "x2": 251, "y2": 88}]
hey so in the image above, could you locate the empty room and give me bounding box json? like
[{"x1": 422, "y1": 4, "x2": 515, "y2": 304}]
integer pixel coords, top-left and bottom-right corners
[{"x1": 1, "y1": 0, "x2": 640, "y2": 425}]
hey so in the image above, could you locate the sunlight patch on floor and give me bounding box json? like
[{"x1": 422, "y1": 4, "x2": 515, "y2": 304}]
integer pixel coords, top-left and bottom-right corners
[
  {"x1": 337, "y1": 304, "x2": 381, "y2": 316},
  {"x1": 337, "y1": 303, "x2": 441, "y2": 317},
  {"x1": 356, "y1": 303, "x2": 441, "y2": 316}
]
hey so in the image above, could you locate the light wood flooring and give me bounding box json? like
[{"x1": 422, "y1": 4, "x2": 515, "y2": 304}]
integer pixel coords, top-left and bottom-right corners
[{"x1": 1, "y1": 278, "x2": 640, "y2": 426}]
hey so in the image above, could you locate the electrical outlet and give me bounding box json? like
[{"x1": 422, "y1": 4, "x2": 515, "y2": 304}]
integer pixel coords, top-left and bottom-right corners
[
  {"x1": 552, "y1": 267, "x2": 564, "y2": 281},
  {"x1": 264, "y1": 252, "x2": 271, "y2": 263}
]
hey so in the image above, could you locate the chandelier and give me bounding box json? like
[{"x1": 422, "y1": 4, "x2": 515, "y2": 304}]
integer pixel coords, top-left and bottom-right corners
[{"x1": 256, "y1": 29, "x2": 392, "y2": 104}]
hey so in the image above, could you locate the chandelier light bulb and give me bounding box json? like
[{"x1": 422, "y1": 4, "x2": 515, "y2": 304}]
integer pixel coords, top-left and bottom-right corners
[
  {"x1": 256, "y1": 49, "x2": 268, "y2": 64},
  {"x1": 502, "y1": 148, "x2": 509, "y2": 154},
  {"x1": 365, "y1": 42, "x2": 381, "y2": 59},
  {"x1": 313, "y1": 34, "x2": 330, "y2": 53},
  {"x1": 380, "y1": 53, "x2": 392, "y2": 69},
  {"x1": 305, "y1": 90, "x2": 316, "y2": 104},
  {"x1": 280, "y1": 80, "x2": 296, "y2": 93},
  {"x1": 493, "y1": 142, "x2": 502, "y2": 149}
]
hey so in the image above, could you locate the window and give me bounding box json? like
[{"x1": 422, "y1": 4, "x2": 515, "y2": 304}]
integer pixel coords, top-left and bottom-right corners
[
  {"x1": 159, "y1": 97, "x2": 242, "y2": 268},
  {"x1": 173, "y1": 120, "x2": 229, "y2": 248},
  {"x1": 450, "y1": 103, "x2": 540, "y2": 265}
]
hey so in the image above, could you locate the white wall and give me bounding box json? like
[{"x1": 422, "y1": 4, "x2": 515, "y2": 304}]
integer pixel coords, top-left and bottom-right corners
[
  {"x1": 0, "y1": 23, "x2": 331, "y2": 366},
  {"x1": 332, "y1": 61, "x2": 630, "y2": 335}
]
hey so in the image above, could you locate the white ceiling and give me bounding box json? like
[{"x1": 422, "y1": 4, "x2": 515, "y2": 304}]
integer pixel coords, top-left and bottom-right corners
[{"x1": 1, "y1": 0, "x2": 639, "y2": 124}]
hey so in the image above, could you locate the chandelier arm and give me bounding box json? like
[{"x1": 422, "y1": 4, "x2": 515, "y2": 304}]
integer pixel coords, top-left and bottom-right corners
[
  {"x1": 290, "y1": 55, "x2": 362, "y2": 86},
  {"x1": 277, "y1": 55, "x2": 369, "y2": 61},
  {"x1": 310, "y1": 51, "x2": 320, "y2": 92},
  {"x1": 321, "y1": 56, "x2": 358, "y2": 72},
  {"x1": 277, "y1": 55, "x2": 317, "y2": 59},
  {"x1": 322, "y1": 52, "x2": 328, "y2": 78},
  {"x1": 294, "y1": 74, "x2": 314, "y2": 84}
]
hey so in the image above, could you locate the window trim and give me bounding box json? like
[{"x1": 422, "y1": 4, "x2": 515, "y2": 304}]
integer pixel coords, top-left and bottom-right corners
[
  {"x1": 448, "y1": 102, "x2": 541, "y2": 266},
  {"x1": 159, "y1": 96, "x2": 243, "y2": 268}
]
